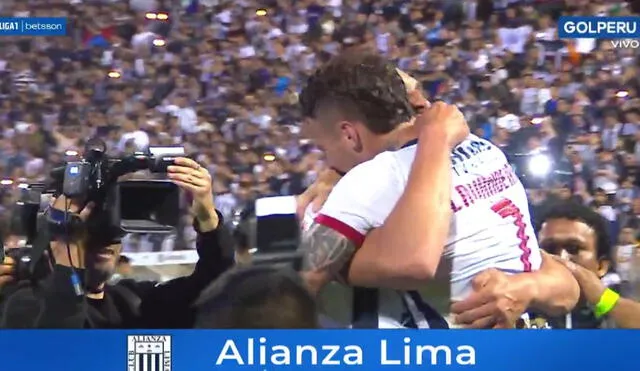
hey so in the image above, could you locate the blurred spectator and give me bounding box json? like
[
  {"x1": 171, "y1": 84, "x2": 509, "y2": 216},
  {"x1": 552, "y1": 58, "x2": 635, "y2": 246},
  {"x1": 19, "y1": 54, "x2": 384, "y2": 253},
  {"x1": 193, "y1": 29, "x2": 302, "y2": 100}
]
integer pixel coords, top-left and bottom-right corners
[{"x1": 194, "y1": 266, "x2": 318, "y2": 329}]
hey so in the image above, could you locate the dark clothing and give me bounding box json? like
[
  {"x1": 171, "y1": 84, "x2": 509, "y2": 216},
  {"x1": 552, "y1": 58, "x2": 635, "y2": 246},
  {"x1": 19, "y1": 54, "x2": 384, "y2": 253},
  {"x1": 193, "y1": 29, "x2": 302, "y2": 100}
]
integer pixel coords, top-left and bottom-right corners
[
  {"x1": 546, "y1": 306, "x2": 604, "y2": 329},
  {"x1": 1, "y1": 212, "x2": 235, "y2": 329},
  {"x1": 530, "y1": 282, "x2": 622, "y2": 329}
]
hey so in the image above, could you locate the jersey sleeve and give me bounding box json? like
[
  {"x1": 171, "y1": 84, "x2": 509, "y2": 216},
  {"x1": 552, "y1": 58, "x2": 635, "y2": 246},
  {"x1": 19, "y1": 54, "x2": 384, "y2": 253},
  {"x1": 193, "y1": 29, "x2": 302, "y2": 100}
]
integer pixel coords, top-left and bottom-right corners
[{"x1": 314, "y1": 153, "x2": 404, "y2": 247}]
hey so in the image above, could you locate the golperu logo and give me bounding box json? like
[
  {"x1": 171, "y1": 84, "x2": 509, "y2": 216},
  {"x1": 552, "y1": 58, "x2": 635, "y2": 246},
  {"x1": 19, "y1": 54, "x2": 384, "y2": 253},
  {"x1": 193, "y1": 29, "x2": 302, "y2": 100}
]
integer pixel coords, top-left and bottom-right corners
[
  {"x1": 563, "y1": 20, "x2": 635, "y2": 34},
  {"x1": 558, "y1": 16, "x2": 640, "y2": 39}
]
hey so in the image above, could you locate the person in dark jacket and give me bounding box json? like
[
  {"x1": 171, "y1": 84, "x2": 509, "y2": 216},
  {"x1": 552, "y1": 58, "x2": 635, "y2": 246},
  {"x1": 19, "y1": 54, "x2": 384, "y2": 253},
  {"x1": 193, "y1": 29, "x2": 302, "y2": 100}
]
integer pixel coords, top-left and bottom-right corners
[{"x1": 0, "y1": 157, "x2": 235, "y2": 329}]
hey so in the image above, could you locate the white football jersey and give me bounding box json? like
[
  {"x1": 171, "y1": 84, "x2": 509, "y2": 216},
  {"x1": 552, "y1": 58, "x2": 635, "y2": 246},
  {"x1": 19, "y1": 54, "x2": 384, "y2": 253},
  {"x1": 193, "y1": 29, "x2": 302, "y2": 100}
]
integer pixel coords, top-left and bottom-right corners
[{"x1": 312, "y1": 134, "x2": 542, "y2": 328}]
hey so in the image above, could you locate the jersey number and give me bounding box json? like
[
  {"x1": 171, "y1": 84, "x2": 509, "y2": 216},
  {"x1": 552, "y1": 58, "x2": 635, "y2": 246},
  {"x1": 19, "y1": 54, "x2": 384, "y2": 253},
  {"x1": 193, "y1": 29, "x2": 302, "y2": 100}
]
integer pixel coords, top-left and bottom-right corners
[{"x1": 491, "y1": 198, "x2": 532, "y2": 271}]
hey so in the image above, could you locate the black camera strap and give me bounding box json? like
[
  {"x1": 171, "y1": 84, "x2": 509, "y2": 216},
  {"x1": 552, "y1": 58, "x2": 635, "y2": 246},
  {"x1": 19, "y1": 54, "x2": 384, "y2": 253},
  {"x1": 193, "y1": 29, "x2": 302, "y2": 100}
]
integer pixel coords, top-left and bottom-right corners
[
  {"x1": 46, "y1": 207, "x2": 84, "y2": 239},
  {"x1": 28, "y1": 214, "x2": 54, "y2": 280}
]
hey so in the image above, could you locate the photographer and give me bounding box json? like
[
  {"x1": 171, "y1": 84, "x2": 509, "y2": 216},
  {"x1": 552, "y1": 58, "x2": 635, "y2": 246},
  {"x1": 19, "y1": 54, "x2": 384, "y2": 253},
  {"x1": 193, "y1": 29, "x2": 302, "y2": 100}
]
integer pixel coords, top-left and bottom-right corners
[{"x1": 0, "y1": 158, "x2": 235, "y2": 329}]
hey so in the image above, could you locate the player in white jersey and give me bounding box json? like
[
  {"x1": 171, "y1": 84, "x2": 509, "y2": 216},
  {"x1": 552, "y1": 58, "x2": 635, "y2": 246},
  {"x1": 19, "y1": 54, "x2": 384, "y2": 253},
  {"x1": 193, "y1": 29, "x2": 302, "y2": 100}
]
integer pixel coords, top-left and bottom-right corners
[
  {"x1": 298, "y1": 50, "x2": 579, "y2": 328},
  {"x1": 322, "y1": 133, "x2": 543, "y2": 302}
]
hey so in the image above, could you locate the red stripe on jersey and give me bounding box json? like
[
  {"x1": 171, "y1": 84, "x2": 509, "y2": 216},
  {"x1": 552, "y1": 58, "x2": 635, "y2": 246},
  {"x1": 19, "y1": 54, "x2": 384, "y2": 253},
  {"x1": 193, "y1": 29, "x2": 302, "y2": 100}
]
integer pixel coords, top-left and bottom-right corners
[
  {"x1": 314, "y1": 214, "x2": 366, "y2": 247},
  {"x1": 490, "y1": 198, "x2": 532, "y2": 272}
]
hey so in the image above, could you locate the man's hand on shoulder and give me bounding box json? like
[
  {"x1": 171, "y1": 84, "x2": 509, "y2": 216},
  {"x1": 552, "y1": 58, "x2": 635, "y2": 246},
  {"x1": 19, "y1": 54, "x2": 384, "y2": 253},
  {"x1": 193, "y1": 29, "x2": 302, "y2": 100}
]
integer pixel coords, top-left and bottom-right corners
[
  {"x1": 417, "y1": 101, "x2": 470, "y2": 149},
  {"x1": 300, "y1": 223, "x2": 357, "y2": 295}
]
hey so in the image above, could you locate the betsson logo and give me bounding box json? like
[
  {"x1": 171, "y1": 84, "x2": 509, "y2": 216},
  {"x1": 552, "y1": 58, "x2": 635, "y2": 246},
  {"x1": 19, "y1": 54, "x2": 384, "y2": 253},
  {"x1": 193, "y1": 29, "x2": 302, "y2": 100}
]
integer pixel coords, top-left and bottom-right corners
[
  {"x1": 610, "y1": 39, "x2": 640, "y2": 49},
  {"x1": 24, "y1": 22, "x2": 64, "y2": 30}
]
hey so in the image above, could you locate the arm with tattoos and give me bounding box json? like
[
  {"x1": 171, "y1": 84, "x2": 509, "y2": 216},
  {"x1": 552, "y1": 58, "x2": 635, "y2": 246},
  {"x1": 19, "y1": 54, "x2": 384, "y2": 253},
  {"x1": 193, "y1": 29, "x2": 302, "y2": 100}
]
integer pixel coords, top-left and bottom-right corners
[
  {"x1": 300, "y1": 224, "x2": 357, "y2": 295},
  {"x1": 298, "y1": 153, "x2": 404, "y2": 295}
]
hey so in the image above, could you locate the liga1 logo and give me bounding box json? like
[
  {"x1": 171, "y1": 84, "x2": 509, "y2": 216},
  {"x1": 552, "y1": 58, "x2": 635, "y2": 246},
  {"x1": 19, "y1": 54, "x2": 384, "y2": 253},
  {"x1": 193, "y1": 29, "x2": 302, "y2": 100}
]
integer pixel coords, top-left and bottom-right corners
[
  {"x1": 128, "y1": 335, "x2": 172, "y2": 371},
  {"x1": 557, "y1": 16, "x2": 640, "y2": 49}
]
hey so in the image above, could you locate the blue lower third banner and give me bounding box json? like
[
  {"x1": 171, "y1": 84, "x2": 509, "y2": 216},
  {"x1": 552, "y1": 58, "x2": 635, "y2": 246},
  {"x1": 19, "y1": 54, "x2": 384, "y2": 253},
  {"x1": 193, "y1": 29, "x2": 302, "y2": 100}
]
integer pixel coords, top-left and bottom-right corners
[
  {"x1": 0, "y1": 330, "x2": 639, "y2": 370},
  {"x1": 0, "y1": 17, "x2": 67, "y2": 36}
]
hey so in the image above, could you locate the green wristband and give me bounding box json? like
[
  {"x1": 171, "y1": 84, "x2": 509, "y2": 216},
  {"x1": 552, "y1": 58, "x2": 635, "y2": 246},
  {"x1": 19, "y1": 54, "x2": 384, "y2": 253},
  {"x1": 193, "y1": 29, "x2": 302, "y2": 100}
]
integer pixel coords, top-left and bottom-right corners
[{"x1": 594, "y1": 288, "x2": 620, "y2": 319}]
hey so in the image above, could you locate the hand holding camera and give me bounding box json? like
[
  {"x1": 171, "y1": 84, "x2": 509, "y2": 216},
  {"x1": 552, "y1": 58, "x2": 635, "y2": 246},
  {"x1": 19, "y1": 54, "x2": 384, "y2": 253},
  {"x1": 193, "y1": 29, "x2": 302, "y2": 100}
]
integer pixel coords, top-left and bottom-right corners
[
  {"x1": 48, "y1": 195, "x2": 96, "y2": 269},
  {"x1": 167, "y1": 157, "x2": 218, "y2": 232},
  {"x1": 7, "y1": 146, "x2": 217, "y2": 284},
  {"x1": 0, "y1": 256, "x2": 15, "y2": 290}
]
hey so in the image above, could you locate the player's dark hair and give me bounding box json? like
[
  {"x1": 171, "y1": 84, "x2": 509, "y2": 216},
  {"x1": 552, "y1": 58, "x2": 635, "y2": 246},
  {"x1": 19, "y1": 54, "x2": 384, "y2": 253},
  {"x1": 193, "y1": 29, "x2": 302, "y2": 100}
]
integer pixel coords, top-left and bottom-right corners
[
  {"x1": 299, "y1": 49, "x2": 413, "y2": 134},
  {"x1": 539, "y1": 200, "x2": 611, "y2": 259},
  {"x1": 193, "y1": 265, "x2": 318, "y2": 329}
]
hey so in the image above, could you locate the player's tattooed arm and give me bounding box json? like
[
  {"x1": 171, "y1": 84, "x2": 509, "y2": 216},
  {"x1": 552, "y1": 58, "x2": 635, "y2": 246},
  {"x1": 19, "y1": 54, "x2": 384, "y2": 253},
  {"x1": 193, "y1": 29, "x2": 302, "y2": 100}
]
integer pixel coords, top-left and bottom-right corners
[{"x1": 299, "y1": 223, "x2": 357, "y2": 295}]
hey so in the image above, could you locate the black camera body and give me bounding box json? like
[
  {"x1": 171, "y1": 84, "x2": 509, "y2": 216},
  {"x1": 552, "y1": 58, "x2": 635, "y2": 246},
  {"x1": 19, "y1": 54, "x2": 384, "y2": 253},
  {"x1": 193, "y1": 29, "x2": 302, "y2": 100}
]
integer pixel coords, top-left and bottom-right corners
[
  {"x1": 232, "y1": 196, "x2": 303, "y2": 271},
  {"x1": 51, "y1": 143, "x2": 185, "y2": 237},
  {"x1": 0, "y1": 242, "x2": 53, "y2": 283},
  {"x1": 59, "y1": 145, "x2": 180, "y2": 200},
  {"x1": 4, "y1": 143, "x2": 186, "y2": 282},
  {"x1": 4, "y1": 193, "x2": 55, "y2": 283}
]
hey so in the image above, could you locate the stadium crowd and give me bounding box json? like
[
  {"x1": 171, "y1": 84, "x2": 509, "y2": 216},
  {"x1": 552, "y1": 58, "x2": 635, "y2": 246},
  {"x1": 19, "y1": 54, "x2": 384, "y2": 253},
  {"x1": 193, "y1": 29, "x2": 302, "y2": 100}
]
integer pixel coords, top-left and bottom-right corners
[{"x1": 0, "y1": 0, "x2": 640, "y2": 329}]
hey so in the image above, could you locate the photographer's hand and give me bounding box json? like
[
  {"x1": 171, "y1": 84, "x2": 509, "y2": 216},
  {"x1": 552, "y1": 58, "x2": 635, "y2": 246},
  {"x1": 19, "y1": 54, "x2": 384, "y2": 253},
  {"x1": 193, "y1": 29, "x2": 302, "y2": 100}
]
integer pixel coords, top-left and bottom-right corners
[
  {"x1": 0, "y1": 257, "x2": 15, "y2": 289},
  {"x1": 48, "y1": 196, "x2": 95, "y2": 268},
  {"x1": 168, "y1": 157, "x2": 219, "y2": 232}
]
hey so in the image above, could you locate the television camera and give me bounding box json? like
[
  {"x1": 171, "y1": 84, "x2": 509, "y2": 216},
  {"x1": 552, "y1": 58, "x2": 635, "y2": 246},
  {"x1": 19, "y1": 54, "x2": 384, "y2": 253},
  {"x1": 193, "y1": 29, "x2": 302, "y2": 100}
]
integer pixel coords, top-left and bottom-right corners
[
  {"x1": 51, "y1": 140, "x2": 185, "y2": 235},
  {"x1": 1, "y1": 184, "x2": 54, "y2": 282},
  {"x1": 2, "y1": 140, "x2": 185, "y2": 282}
]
